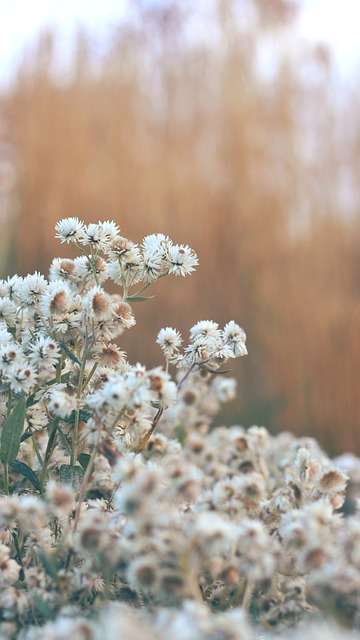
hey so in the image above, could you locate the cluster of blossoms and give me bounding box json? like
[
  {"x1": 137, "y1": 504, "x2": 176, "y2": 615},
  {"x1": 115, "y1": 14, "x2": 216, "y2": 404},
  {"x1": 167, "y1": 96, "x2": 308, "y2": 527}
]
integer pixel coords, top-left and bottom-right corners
[{"x1": 0, "y1": 218, "x2": 357, "y2": 640}]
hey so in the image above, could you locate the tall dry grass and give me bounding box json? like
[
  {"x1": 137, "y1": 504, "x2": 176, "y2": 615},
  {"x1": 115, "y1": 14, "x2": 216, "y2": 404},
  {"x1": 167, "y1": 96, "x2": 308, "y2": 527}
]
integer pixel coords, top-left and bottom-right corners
[{"x1": 1, "y1": 0, "x2": 360, "y2": 453}]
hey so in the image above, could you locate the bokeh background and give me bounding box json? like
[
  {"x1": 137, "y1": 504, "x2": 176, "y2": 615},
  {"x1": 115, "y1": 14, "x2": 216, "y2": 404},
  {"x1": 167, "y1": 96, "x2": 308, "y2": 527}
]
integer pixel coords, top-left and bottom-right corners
[{"x1": 0, "y1": 0, "x2": 360, "y2": 454}]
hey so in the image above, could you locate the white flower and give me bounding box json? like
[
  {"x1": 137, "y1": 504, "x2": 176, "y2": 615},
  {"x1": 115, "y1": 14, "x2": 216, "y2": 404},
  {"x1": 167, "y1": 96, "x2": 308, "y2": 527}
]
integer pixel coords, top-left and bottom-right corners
[
  {"x1": 46, "y1": 385, "x2": 77, "y2": 418},
  {"x1": 49, "y1": 257, "x2": 78, "y2": 284},
  {"x1": 212, "y1": 377, "x2": 237, "y2": 402},
  {"x1": 55, "y1": 217, "x2": 85, "y2": 243},
  {"x1": 107, "y1": 251, "x2": 144, "y2": 288},
  {"x1": 0, "y1": 298, "x2": 17, "y2": 326},
  {"x1": 21, "y1": 272, "x2": 48, "y2": 307},
  {"x1": 0, "y1": 344, "x2": 23, "y2": 372},
  {"x1": 82, "y1": 286, "x2": 113, "y2": 322},
  {"x1": 73, "y1": 255, "x2": 108, "y2": 286},
  {"x1": 166, "y1": 244, "x2": 198, "y2": 277},
  {"x1": 4, "y1": 361, "x2": 38, "y2": 393},
  {"x1": 3, "y1": 275, "x2": 23, "y2": 304},
  {"x1": 222, "y1": 321, "x2": 247, "y2": 357},
  {"x1": 27, "y1": 335, "x2": 61, "y2": 370},
  {"x1": 142, "y1": 233, "x2": 172, "y2": 258},
  {"x1": 0, "y1": 324, "x2": 13, "y2": 346},
  {"x1": 79, "y1": 223, "x2": 108, "y2": 249},
  {"x1": 103, "y1": 236, "x2": 136, "y2": 261},
  {"x1": 40, "y1": 281, "x2": 72, "y2": 316},
  {"x1": 156, "y1": 327, "x2": 182, "y2": 358},
  {"x1": 141, "y1": 250, "x2": 164, "y2": 282},
  {"x1": 99, "y1": 220, "x2": 121, "y2": 244},
  {"x1": 101, "y1": 377, "x2": 130, "y2": 411},
  {"x1": 189, "y1": 320, "x2": 221, "y2": 342},
  {"x1": 24, "y1": 404, "x2": 49, "y2": 433}
]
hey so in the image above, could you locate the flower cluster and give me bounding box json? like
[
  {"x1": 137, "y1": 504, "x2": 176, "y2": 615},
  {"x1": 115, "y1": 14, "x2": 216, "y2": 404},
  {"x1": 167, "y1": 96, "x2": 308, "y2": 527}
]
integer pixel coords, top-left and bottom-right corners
[{"x1": 0, "y1": 218, "x2": 357, "y2": 640}]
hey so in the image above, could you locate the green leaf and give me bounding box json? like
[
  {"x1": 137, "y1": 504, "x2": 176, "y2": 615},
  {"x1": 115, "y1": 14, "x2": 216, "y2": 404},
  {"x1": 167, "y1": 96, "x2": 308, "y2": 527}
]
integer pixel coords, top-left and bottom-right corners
[
  {"x1": 0, "y1": 396, "x2": 27, "y2": 465},
  {"x1": 37, "y1": 549, "x2": 58, "y2": 581},
  {"x1": 32, "y1": 593, "x2": 56, "y2": 621},
  {"x1": 59, "y1": 464, "x2": 84, "y2": 492},
  {"x1": 175, "y1": 424, "x2": 186, "y2": 444},
  {"x1": 77, "y1": 453, "x2": 91, "y2": 472},
  {"x1": 9, "y1": 459, "x2": 42, "y2": 492},
  {"x1": 61, "y1": 343, "x2": 81, "y2": 365},
  {"x1": 125, "y1": 295, "x2": 154, "y2": 302}
]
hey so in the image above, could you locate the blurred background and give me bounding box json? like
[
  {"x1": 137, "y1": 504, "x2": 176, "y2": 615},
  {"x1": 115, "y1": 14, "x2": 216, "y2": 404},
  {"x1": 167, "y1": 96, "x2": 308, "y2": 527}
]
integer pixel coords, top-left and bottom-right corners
[{"x1": 0, "y1": 0, "x2": 360, "y2": 454}]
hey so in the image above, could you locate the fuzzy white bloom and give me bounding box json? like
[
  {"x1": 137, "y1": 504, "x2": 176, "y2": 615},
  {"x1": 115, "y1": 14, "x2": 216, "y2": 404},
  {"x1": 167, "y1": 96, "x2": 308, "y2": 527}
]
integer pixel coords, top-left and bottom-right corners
[
  {"x1": 166, "y1": 244, "x2": 198, "y2": 277},
  {"x1": 0, "y1": 343, "x2": 23, "y2": 372},
  {"x1": 73, "y1": 255, "x2": 108, "y2": 286},
  {"x1": 0, "y1": 324, "x2": 13, "y2": 346},
  {"x1": 24, "y1": 404, "x2": 49, "y2": 433},
  {"x1": 99, "y1": 220, "x2": 121, "y2": 244},
  {"x1": 142, "y1": 233, "x2": 172, "y2": 257},
  {"x1": 21, "y1": 272, "x2": 48, "y2": 307},
  {"x1": 49, "y1": 257, "x2": 78, "y2": 284},
  {"x1": 46, "y1": 385, "x2": 77, "y2": 418},
  {"x1": 107, "y1": 253, "x2": 144, "y2": 288},
  {"x1": 27, "y1": 335, "x2": 61, "y2": 370},
  {"x1": 55, "y1": 217, "x2": 85, "y2": 243},
  {"x1": 103, "y1": 236, "x2": 136, "y2": 261},
  {"x1": 82, "y1": 286, "x2": 113, "y2": 322},
  {"x1": 189, "y1": 320, "x2": 221, "y2": 342},
  {"x1": 5, "y1": 275, "x2": 24, "y2": 305},
  {"x1": 141, "y1": 250, "x2": 164, "y2": 282},
  {"x1": 3, "y1": 361, "x2": 38, "y2": 393},
  {"x1": 0, "y1": 298, "x2": 17, "y2": 327},
  {"x1": 212, "y1": 377, "x2": 237, "y2": 402},
  {"x1": 40, "y1": 281, "x2": 72, "y2": 316},
  {"x1": 156, "y1": 327, "x2": 182, "y2": 358},
  {"x1": 222, "y1": 320, "x2": 247, "y2": 357},
  {"x1": 79, "y1": 222, "x2": 108, "y2": 249}
]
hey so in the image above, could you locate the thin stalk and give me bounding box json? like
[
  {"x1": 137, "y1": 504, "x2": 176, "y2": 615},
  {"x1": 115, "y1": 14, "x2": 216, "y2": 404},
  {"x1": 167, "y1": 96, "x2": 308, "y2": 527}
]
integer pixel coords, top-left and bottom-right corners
[
  {"x1": 135, "y1": 405, "x2": 164, "y2": 453},
  {"x1": 31, "y1": 435, "x2": 44, "y2": 467},
  {"x1": 39, "y1": 419, "x2": 59, "y2": 490},
  {"x1": 70, "y1": 352, "x2": 88, "y2": 466},
  {"x1": 73, "y1": 436, "x2": 99, "y2": 533}
]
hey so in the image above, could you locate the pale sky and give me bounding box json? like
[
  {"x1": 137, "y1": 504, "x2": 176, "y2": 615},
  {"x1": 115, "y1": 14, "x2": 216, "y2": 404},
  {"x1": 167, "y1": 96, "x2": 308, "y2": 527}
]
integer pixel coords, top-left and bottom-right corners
[{"x1": 0, "y1": 0, "x2": 359, "y2": 85}]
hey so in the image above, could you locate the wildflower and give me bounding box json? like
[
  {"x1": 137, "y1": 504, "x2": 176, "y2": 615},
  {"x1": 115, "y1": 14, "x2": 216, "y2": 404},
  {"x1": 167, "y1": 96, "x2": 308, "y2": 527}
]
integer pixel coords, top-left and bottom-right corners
[
  {"x1": 166, "y1": 243, "x2": 198, "y2": 277},
  {"x1": 112, "y1": 299, "x2": 136, "y2": 329},
  {"x1": 190, "y1": 320, "x2": 221, "y2": 342},
  {"x1": 27, "y1": 335, "x2": 61, "y2": 369},
  {"x1": 156, "y1": 327, "x2": 183, "y2": 359},
  {"x1": 0, "y1": 324, "x2": 13, "y2": 346},
  {"x1": 40, "y1": 281, "x2": 71, "y2": 316},
  {"x1": 141, "y1": 250, "x2": 164, "y2": 282},
  {"x1": 80, "y1": 222, "x2": 109, "y2": 249},
  {"x1": 55, "y1": 217, "x2": 85, "y2": 243},
  {"x1": 24, "y1": 404, "x2": 48, "y2": 433},
  {"x1": 0, "y1": 298, "x2": 17, "y2": 326},
  {"x1": 104, "y1": 236, "x2": 136, "y2": 261},
  {"x1": 21, "y1": 272, "x2": 48, "y2": 307},
  {"x1": 6, "y1": 275, "x2": 24, "y2": 305},
  {"x1": 0, "y1": 546, "x2": 21, "y2": 586},
  {"x1": 73, "y1": 255, "x2": 108, "y2": 286},
  {"x1": 83, "y1": 286, "x2": 113, "y2": 322},
  {"x1": 99, "y1": 220, "x2": 121, "y2": 244},
  {"x1": 0, "y1": 344, "x2": 23, "y2": 373},
  {"x1": 3, "y1": 361, "x2": 38, "y2": 393},
  {"x1": 46, "y1": 385, "x2": 77, "y2": 418},
  {"x1": 222, "y1": 321, "x2": 247, "y2": 357},
  {"x1": 49, "y1": 257, "x2": 77, "y2": 284}
]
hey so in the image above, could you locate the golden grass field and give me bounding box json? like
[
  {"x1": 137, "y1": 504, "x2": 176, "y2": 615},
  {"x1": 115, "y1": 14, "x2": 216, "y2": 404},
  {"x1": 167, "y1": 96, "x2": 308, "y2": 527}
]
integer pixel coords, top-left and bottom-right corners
[{"x1": 1, "y1": 1, "x2": 360, "y2": 454}]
